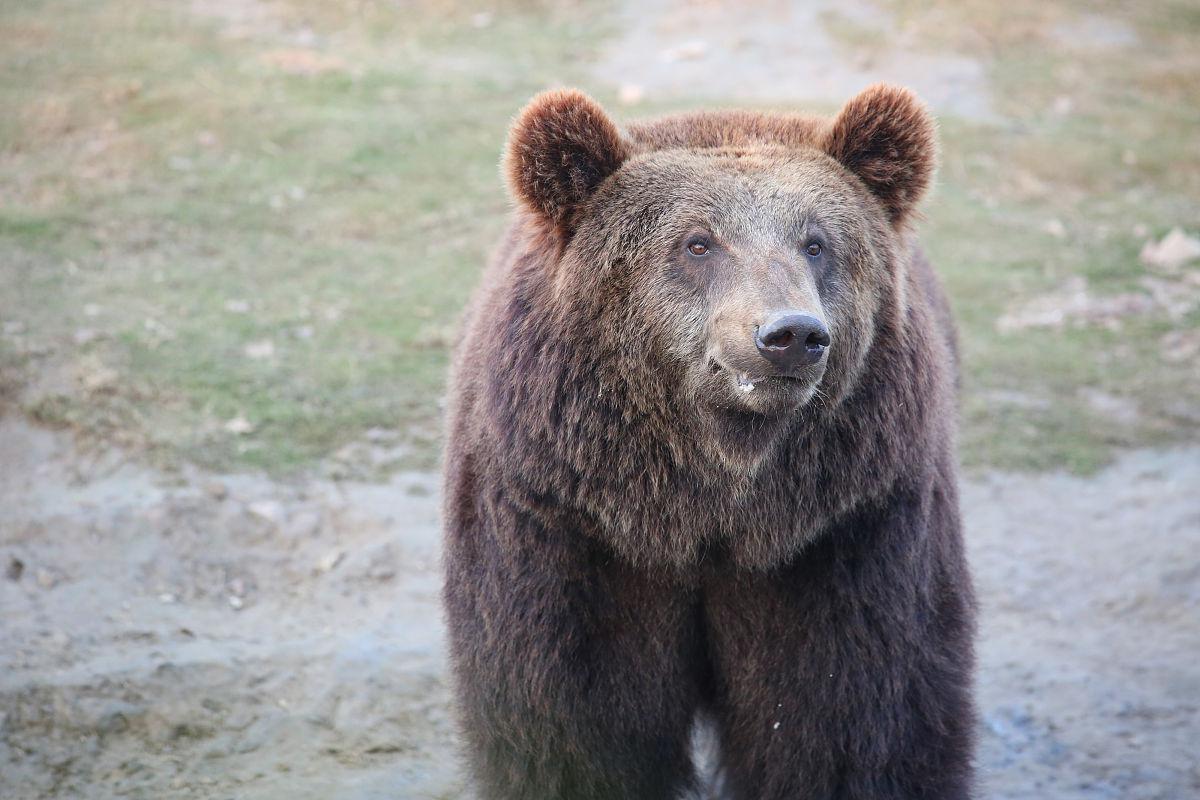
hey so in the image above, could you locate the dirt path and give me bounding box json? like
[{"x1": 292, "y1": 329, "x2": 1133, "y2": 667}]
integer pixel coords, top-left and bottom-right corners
[
  {"x1": 591, "y1": 0, "x2": 994, "y2": 119},
  {"x1": 0, "y1": 418, "x2": 458, "y2": 799},
  {"x1": 2, "y1": 414, "x2": 1197, "y2": 799}
]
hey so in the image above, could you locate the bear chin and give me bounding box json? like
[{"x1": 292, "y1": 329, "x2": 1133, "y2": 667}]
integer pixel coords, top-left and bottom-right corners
[
  {"x1": 695, "y1": 379, "x2": 819, "y2": 470},
  {"x1": 699, "y1": 406, "x2": 796, "y2": 472}
]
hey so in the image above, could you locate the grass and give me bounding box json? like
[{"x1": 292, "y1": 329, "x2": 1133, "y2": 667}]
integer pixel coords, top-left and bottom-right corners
[
  {"x1": 1, "y1": 0, "x2": 1197, "y2": 476},
  {"x1": 0, "y1": 0, "x2": 607, "y2": 472}
]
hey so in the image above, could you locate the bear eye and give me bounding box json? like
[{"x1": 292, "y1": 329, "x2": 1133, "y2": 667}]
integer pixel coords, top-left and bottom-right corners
[
  {"x1": 805, "y1": 241, "x2": 823, "y2": 258},
  {"x1": 686, "y1": 240, "x2": 709, "y2": 257}
]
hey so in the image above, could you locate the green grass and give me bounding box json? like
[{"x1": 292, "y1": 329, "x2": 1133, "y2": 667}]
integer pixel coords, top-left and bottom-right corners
[
  {"x1": 0, "y1": 0, "x2": 609, "y2": 473},
  {"x1": 1, "y1": 0, "x2": 1197, "y2": 475}
]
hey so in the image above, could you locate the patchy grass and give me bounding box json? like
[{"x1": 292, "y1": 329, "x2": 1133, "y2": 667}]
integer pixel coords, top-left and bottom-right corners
[
  {"x1": 0, "y1": 0, "x2": 606, "y2": 473},
  {"x1": 895, "y1": 1, "x2": 1200, "y2": 471},
  {"x1": 1, "y1": 0, "x2": 1196, "y2": 475}
]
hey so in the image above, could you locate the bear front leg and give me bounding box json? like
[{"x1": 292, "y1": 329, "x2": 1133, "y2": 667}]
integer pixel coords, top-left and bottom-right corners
[
  {"x1": 443, "y1": 495, "x2": 704, "y2": 800},
  {"x1": 704, "y1": 486, "x2": 976, "y2": 800}
]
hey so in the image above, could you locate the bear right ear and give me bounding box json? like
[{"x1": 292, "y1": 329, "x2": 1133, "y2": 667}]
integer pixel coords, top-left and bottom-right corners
[
  {"x1": 505, "y1": 90, "x2": 629, "y2": 233},
  {"x1": 823, "y1": 84, "x2": 937, "y2": 227}
]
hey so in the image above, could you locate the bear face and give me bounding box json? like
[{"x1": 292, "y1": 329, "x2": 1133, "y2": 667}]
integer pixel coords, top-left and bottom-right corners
[{"x1": 504, "y1": 86, "x2": 936, "y2": 466}]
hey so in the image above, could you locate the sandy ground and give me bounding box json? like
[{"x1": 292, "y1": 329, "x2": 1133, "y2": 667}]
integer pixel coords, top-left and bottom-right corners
[{"x1": 2, "y1": 414, "x2": 1198, "y2": 799}]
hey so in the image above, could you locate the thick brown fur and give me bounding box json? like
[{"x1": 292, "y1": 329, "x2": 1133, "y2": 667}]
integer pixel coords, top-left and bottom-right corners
[{"x1": 442, "y1": 85, "x2": 975, "y2": 799}]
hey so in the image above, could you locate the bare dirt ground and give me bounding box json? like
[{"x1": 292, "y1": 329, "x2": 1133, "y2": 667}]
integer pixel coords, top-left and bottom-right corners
[
  {"x1": 2, "y1": 414, "x2": 1198, "y2": 799},
  {"x1": 593, "y1": 0, "x2": 995, "y2": 119}
]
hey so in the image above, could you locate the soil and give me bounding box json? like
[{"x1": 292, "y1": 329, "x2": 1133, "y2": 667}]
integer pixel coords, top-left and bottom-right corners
[{"x1": 2, "y1": 415, "x2": 1198, "y2": 799}]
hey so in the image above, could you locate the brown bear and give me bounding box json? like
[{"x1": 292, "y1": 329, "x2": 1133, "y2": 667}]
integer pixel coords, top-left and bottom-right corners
[{"x1": 441, "y1": 84, "x2": 975, "y2": 799}]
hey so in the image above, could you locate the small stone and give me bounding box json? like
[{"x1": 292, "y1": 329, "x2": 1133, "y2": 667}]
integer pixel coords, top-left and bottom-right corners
[
  {"x1": 224, "y1": 299, "x2": 250, "y2": 314},
  {"x1": 617, "y1": 84, "x2": 645, "y2": 105},
  {"x1": 247, "y1": 499, "x2": 284, "y2": 526},
  {"x1": 1140, "y1": 227, "x2": 1200, "y2": 273},
  {"x1": 36, "y1": 568, "x2": 62, "y2": 589},
  {"x1": 205, "y1": 481, "x2": 228, "y2": 501},
  {"x1": 225, "y1": 415, "x2": 255, "y2": 435},
  {"x1": 6, "y1": 557, "x2": 24, "y2": 581},
  {"x1": 315, "y1": 549, "x2": 345, "y2": 574},
  {"x1": 1041, "y1": 219, "x2": 1066, "y2": 238},
  {"x1": 80, "y1": 365, "x2": 119, "y2": 393},
  {"x1": 243, "y1": 340, "x2": 275, "y2": 359}
]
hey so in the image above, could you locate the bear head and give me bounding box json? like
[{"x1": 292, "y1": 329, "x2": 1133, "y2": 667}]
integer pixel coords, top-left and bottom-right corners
[{"x1": 504, "y1": 85, "x2": 937, "y2": 468}]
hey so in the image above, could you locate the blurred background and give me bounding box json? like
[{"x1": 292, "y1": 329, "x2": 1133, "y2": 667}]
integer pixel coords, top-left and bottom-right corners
[{"x1": 1, "y1": 1, "x2": 1197, "y2": 798}]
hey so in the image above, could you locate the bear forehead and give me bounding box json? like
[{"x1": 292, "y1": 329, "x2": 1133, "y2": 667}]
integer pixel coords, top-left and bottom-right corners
[
  {"x1": 612, "y1": 146, "x2": 854, "y2": 208},
  {"x1": 626, "y1": 109, "x2": 829, "y2": 152}
]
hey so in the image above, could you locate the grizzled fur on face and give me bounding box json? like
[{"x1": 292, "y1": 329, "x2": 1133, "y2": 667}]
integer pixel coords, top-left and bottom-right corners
[
  {"x1": 443, "y1": 85, "x2": 974, "y2": 800},
  {"x1": 472, "y1": 84, "x2": 945, "y2": 570}
]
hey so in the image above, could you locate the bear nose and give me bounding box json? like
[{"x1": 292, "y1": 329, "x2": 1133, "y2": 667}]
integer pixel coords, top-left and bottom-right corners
[{"x1": 755, "y1": 312, "x2": 831, "y2": 369}]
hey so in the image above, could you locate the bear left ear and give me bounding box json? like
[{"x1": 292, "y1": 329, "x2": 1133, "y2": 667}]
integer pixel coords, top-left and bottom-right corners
[
  {"x1": 505, "y1": 89, "x2": 630, "y2": 233},
  {"x1": 823, "y1": 84, "x2": 937, "y2": 226}
]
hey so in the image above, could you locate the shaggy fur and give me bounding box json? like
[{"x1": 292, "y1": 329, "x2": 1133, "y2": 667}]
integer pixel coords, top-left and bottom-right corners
[{"x1": 442, "y1": 85, "x2": 975, "y2": 799}]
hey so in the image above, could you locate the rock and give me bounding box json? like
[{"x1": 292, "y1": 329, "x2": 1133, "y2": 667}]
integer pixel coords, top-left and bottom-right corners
[
  {"x1": 6, "y1": 556, "x2": 23, "y2": 581},
  {"x1": 617, "y1": 84, "x2": 645, "y2": 105},
  {"x1": 1041, "y1": 219, "x2": 1066, "y2": 238},
  {"x1": 79, "y1": 364, "x2": 119, "y2": 394},
  {"x1": 205, "y1": 481, "x2": 229, "y2": 501},
  {"x1": 243, "y1": 340, "x2": 275, "y2": 359},
  {"x1": 224, "y1": 415, "x2": 255, "y2": 435},
  {"x1": 316, "y1": 549, "x2": 345, "y2": 574},
  {"x1": 36, "y1": 567, "x2": 64, "y2": 589},
  {"x1": 247, "y1": 500, "x2": 284, "y2": 527},
  {"x1": 1140, "y1": 228, "x2": 1200, "y2": 274}
]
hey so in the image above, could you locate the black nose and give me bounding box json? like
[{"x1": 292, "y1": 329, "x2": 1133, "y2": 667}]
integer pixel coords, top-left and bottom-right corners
[{"x1": 755, "y1": 312, "x2": 831, "y2": 369}]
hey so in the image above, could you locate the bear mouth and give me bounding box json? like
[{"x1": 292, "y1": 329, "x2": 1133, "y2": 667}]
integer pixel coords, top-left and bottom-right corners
[{"x1": 705, "y1": 359, "x2": 819, "y2": 411}]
